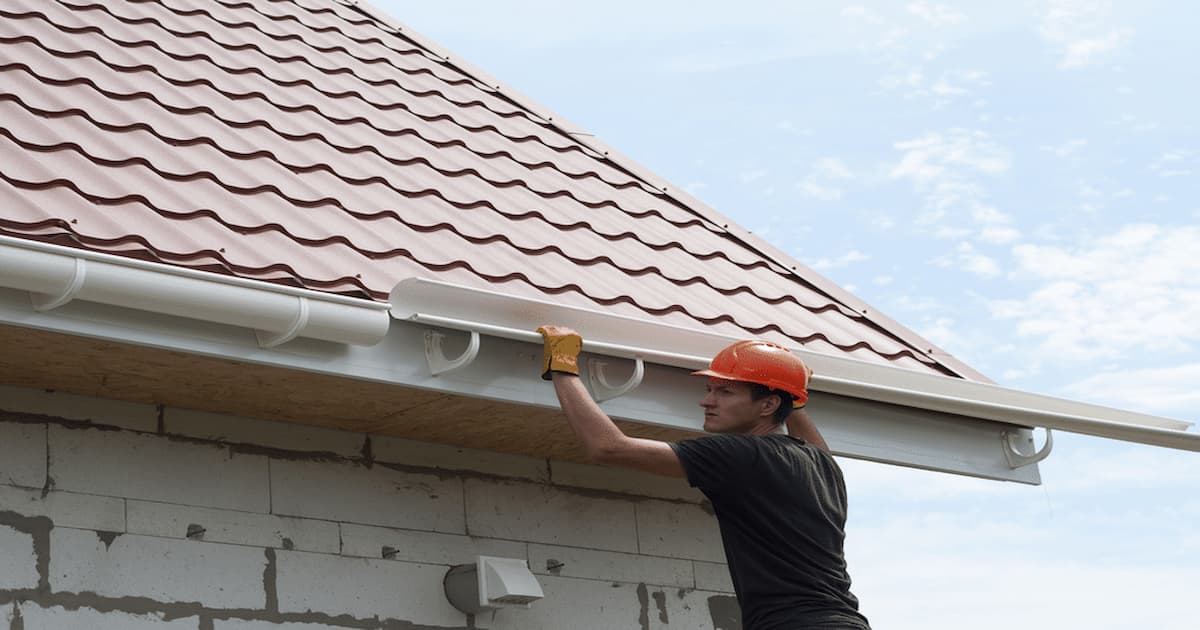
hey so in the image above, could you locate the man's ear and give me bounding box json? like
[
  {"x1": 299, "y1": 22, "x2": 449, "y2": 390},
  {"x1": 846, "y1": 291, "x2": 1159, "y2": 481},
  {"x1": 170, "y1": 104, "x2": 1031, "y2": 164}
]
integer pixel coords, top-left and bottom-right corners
[{"x1": 758, "y1": 394, "x2": 782, "y2": 418}]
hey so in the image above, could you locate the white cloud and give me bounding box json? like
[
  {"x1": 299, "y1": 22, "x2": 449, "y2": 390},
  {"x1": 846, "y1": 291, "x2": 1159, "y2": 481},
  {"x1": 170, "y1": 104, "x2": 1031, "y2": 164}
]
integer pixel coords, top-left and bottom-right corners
[
  {"x1": 890, "y1": 130, "x2": 1009, "y2": 184},
  {"x1": 990, "y1": 224, "x2": 1200, "y2": 361},
  {"x1": 797, "y1": 180, "x2": 842, "y2": 201},
  {"x1": 971, "y1": 206, "x2": 1020, "y2": 243},
  {"x1": 1038, "y1": 0, "x2": 1134, "y2": 69},
  {"x1": 1149, "y1": 150, "x2": 1194, "y2": 178},
  {"x1": 933, "y1": 225, "x2": 971, "y2": 239},
  {"x1": 917, "y1": 316, "x2": 961, "y2": 350},
  {"x1": 1059, "y1": 29, "x2": 1133, "y2": 68},
  {"x1": 869, "y1": 214, "x2": 896, "y2": 230},
  {"x1": 960, "y1": 243, "x2": 999, "y2": 276},
  {"x1": 854, "y1": 548, "x2": 1200, "y2": 630},
  {"x1": 878, "y1": 69, "x2": 923, "y2": 90},
  {"x1": 906, "y1": 1, "x2": 965, "y2": 27},
  {"x1": 797, "y1": 157, "x2": 854, "y2": 201},
  {"x1": 737, "y1": 168, "x2": 769, "y2": 183},
  {"x1": 814, "y1": 157, "x2": 852, "y2": 179},
  {"x1": 1060, "y1": 364, "x2": 1200, "y2": 419},
  {"x1": 841, "y1": 436, "x2": 1200, "y2": 630},
  {"x1": 840, "y1": 5, "x2": 880, "y2": 23},
  {"x1": 813, "y1": 249, "x2": 870, "y2": 270},
  {"x1": 872, "y1": 275, "x2": 894, "y2": 286},
  {"x1": 933, "y1": 242, "x2": 1000, "y2": 276},
  {"x1": 971, "y1": 205, "x2": 1010, "y2": 224},
  {"x1": 1040, "y1": 137, "x2": 1088, "y2": 159},
  {"x1": 979, "y1": 226, "x2": 1021, "y2": 244}
]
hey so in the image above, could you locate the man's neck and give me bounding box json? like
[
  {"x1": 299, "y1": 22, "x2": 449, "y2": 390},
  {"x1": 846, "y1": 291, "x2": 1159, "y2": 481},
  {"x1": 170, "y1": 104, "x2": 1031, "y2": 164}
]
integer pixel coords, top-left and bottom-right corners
[{"x1": 742, "y1": 420, "x2": 785, "y2": 436}]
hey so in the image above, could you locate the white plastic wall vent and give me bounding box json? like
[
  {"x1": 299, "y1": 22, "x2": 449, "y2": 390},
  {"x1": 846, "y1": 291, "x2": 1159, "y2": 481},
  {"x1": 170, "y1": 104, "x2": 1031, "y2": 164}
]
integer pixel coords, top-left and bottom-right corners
[{"x1": 444, "y1": 556, "x2": 544, "y2": 614}]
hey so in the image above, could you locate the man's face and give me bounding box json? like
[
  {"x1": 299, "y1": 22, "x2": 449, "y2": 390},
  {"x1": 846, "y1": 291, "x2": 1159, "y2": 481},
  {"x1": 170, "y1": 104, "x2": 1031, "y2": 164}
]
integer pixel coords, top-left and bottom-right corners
[{"x1": 699, "y1": 378, "x2": 774, "y2": 433}]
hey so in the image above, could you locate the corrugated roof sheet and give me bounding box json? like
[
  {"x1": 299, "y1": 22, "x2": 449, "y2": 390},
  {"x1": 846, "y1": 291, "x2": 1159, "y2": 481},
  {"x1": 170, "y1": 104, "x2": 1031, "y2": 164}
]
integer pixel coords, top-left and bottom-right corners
[{"x1": 0, "y1": 0, "x2": 987, "y2": 380}]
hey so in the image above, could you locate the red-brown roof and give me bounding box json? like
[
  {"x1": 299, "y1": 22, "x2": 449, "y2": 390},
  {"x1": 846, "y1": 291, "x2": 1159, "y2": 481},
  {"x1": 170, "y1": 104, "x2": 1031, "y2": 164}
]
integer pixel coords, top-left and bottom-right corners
[{"x1": 0, "y1": 0, "x2": 987, "y2": 380}]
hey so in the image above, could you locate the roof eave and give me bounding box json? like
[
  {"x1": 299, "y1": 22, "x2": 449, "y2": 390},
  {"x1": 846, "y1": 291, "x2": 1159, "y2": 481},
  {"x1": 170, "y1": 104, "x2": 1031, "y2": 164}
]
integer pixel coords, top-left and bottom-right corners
[{"x1": 1, "y1": 237, "x2": 1195, "y2": 486}]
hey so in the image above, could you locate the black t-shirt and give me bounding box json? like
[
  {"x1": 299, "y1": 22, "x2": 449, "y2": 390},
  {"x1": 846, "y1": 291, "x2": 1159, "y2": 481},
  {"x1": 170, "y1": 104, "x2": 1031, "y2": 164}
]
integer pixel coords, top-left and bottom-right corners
[{"x1": 671, "y1": 434, "x2": 870, "y2": 630}]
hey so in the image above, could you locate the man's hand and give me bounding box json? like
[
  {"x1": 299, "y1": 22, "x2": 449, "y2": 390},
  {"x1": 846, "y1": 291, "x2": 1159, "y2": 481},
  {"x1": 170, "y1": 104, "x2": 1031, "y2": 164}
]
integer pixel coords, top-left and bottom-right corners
[{"x1": 537, "y1": 325, "x2": 582, "y2": 380}]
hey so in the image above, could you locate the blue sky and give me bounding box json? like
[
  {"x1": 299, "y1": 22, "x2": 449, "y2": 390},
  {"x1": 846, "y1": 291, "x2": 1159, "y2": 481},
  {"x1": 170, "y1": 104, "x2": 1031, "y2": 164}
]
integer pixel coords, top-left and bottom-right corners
[{"x1": 379, "y1": 2, "x2": 1200, "y2": 627}]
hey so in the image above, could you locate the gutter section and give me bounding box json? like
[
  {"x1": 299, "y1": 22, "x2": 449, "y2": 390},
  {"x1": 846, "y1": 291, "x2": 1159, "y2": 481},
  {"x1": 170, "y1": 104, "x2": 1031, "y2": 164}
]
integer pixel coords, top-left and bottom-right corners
[
  {"x1": 390, "y1": 277, "x2": 1199, "y2": 453},
  {"x1": 0, "y1": 235, "x2": 389, "y2": 347}
]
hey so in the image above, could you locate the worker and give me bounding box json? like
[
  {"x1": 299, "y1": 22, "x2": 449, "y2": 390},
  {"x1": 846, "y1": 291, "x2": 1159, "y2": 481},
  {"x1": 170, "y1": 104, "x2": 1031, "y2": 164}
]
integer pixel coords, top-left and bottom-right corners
[{"x1": 537, "y1": 325, "x2": 870, "y2": 630}]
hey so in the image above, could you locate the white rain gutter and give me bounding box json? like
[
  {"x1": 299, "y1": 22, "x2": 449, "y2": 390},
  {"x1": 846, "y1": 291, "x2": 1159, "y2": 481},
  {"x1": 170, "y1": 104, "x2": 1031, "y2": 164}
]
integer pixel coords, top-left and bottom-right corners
[
  {"x1": 0, "y1": 235, "x2": 390, "y2": 347},
  {"x1": 390, "y1": 277, "x2": 1200, "y2": 453}
]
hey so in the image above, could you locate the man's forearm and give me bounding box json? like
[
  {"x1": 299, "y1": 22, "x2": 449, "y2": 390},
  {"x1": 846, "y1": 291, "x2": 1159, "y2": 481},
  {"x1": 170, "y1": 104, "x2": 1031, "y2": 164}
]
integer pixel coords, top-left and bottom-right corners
[
  {"x1": 550, "y1": 373, "x2": 628, "y2": 459},
  {"x1": 549, "y1": 372, "x2": 685, "y2": 477},
  {"x1": 786, "y1": 408, "x2": 831, "y2": 454}
]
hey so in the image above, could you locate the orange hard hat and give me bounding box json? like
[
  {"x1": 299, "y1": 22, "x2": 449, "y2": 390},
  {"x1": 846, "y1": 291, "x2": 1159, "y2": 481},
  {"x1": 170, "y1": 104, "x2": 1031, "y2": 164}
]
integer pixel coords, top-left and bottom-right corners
[{"x1": 693, "y1": 340, "x2": 811, "y2": 405}]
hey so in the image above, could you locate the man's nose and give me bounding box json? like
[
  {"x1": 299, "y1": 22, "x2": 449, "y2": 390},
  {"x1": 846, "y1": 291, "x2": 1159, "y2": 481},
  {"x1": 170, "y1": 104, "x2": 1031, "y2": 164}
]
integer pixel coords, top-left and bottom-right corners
[{"x1": 699, "y1": 393, "x2": 715, "y2": 408}]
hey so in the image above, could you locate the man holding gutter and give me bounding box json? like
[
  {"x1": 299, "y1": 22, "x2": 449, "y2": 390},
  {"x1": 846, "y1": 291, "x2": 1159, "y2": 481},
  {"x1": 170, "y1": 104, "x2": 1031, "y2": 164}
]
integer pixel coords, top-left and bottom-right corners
[{"x1": 537, "y1": 325, "x2": 870, "y2": 630}]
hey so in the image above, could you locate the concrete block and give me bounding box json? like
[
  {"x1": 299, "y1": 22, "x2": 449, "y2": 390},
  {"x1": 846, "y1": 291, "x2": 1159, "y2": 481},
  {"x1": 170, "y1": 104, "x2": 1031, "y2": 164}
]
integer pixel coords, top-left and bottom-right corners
[
  {"x1": 275, "y1": 550, "x2": 465, "y2": 627},
  {"x1": 549, "y1": 460, "x2": 703, "y2": 502},
  {"x1": 0, "y1": 525, "x2": 38, "y2": 590},
  {"x1": 490, "y1": 578, "x2": 732, "y2": 630},
  {"x1": 49, "y1": 425, "x2": 269, "y2": 512},
  {"x1": 663, "y1": 588, "x2": 740, "y2": 630},
  {"x1": 693, "y1": 561, "x2": 734, "y2": 592},
  {"x1": 0, "y1": 384, "x2": 158, "y2": 433},
  {"x1": 371, "y1": 435, "x2": 548, "y2": 482},
  {"x1": 465, "y1": 478, "x2": 638, "y2": 553},
  {"x1": 528, "y1": 543, "x2": 694, "y2": 588},
  {"x1": 0, "y1": 486, "x2": 125, "y2": 532},
  {"x1": 487, "y1": 575, "x2": 644, "y2": 630},
  {"x1": 340, "y1": 522, "x2": 526, "y2": 565},
  {"x1": 127, "y1": 500, "x2": 338, "y2": 553},
  {"x1": 49, "y1": 528, "x2": 266, "y2": 609},
  {"x1": 164, "y1": 408, "x2": 365, "y2": 458},
  {"x1": 0, "y1": 422, "x2": 46, "y2": 489},
  {"x1": 270, "y1": 459, "x2": 464, "y2": 533},
  {"x1": 214, "y1": 622, "x2": 347, "y2": 630},
  {"x1": 16, "y1": 603, "x2": 199, "y2": 629},
  {"x1": 636, "y1": 500, "x2": 725, "y2": 563}
]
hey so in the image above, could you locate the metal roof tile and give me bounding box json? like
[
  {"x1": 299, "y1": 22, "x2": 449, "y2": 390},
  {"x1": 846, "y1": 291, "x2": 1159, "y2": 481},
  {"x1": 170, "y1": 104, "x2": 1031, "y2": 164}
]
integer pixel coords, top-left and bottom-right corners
[{"x1": 0, "y1": 0, "x2": 985, "y2": 378}]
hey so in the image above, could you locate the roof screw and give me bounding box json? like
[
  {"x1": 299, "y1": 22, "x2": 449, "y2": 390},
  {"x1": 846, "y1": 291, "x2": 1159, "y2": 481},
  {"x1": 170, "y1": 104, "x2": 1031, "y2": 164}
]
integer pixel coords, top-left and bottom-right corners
[
  {"x1": 186, "y1": 524, "x2": 206, "y2": 539},
  {"x1": 381, "y1": 546, "x2": 399, "y2": 559}
]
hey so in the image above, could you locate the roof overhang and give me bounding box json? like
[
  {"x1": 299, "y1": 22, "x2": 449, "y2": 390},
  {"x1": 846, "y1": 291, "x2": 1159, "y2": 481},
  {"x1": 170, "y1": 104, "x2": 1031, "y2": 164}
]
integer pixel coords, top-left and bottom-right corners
[{"x1": 1, "y1": 236, "x2": 1195, "y2": 485}]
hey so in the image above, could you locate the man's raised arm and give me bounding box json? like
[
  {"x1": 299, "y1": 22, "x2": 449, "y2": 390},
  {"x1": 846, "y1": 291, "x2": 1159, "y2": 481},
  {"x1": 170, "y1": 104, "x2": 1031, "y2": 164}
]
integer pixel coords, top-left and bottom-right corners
[
  {"x1": 538, "y1": 325, "x2": 684, "y2": 478},
  {"x1": 786, "y1": 407, "x2": 831, "y2": 455}
]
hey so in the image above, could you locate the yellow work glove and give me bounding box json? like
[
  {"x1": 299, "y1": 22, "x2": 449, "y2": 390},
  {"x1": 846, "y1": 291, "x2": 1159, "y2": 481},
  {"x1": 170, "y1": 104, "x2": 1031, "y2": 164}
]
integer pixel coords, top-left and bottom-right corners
[{"x1": 536, "y1": 325, "x2": 583, "y2": 380}]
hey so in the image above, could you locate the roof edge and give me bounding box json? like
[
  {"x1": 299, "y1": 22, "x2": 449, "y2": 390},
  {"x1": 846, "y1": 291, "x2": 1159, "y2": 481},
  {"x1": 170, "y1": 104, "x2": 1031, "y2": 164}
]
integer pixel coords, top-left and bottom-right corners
[
  {"x1": 0, "y1": 235, "x2": 390, "y2": 347},
  {"x1": 389, "y1": 276, "x2": 1197, "y2": 452}
]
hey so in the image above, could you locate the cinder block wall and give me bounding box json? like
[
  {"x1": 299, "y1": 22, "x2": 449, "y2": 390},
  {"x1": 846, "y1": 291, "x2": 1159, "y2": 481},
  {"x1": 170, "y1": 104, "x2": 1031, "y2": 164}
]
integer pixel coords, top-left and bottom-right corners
[{"x1": 0, "y1": 385, "x2": 739, "y2": 629}]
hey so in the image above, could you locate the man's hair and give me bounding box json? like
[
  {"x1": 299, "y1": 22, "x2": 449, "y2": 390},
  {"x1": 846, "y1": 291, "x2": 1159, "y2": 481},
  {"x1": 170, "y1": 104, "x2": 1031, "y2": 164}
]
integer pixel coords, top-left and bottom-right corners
[{"x1": 747, "y1": 382, "x2": 794, "y2": 424}]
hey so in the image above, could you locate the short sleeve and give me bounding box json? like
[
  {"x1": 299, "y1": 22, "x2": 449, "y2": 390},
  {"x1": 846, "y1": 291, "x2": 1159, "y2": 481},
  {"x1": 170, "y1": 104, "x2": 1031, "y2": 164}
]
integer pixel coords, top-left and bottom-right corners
[{"x1": 670, "y1": 435, "x2": 760, "y2": 495}]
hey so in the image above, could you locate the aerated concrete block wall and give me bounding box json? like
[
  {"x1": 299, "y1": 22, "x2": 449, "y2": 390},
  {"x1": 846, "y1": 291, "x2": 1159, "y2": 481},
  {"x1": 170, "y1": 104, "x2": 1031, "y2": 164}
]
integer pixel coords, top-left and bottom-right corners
[{"x1": 0, "y1": 385, "x2": 740, "y2": 630}]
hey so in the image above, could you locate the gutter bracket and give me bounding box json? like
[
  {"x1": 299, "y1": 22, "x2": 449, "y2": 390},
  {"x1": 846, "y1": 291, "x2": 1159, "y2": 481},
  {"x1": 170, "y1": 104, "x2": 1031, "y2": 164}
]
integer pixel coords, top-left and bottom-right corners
[
  {"x1": 31, "y1": 258, "x2": 87, "y2": 311},
  {"x1": 256, "y1": 297, "x2": 310, "y2": 348},
  {"x1": 588, "y1": 357, "x2": 645, "y2": 402},
  {"x1": 425, "y1": 329, "x2": 480, "y2": 376},
  {"x1": 1002, "y1": 428, "x2": 1053, "y2": 468}
]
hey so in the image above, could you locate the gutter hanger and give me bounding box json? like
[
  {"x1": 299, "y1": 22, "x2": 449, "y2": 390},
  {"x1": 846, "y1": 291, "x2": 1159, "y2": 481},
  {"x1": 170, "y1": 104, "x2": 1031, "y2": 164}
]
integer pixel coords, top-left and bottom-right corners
[
  {"x1": 0, "y1": 235, "x2": 390, "y2": 347},
  {"x1": 389, "y1": 277, "x2": 1199, "y2": 453}
]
